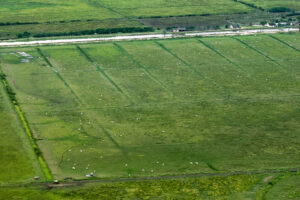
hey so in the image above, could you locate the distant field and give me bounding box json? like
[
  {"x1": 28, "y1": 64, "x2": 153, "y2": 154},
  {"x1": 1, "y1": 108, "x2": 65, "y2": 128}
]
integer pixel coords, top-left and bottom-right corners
[
  {"x1": 0, "y1": 0, "x2": 251, "y2": 23},
  {"x1": 0, "y1": 33, "x2": 299, "y2": 180},
  {"x1": 98, "y1": 0, "x2": 253, "y2": 18},
  {"x1": 0, "y1": 0, "x2": 120, "y2": 23},
  {"x1": 0, "y1": 0, "x2": 253, "y2": 39},
  {"x1": 1, "y1": 0, "x2": 299, "y2": 40},
  {"x1": 242, "y1": 0, "x2": 300, "y2": 11}
]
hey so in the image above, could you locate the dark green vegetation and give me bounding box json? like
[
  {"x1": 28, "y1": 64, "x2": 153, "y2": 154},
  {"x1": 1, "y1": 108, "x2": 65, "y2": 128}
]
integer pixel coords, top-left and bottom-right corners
[
  {"x1": 0, "y1": 174, "x2": 263, "y2": 199},
  {"x1": 0, "y1": 173, "x2": 299, "y2": 199},
  {"x1": 0, "y1": 0, "x2": 299, "y2": 40}
]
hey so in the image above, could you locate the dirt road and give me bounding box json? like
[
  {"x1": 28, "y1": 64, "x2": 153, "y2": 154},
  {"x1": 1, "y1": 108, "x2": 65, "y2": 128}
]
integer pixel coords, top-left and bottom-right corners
[{"x1": 0, "y1": 28, "x2": 298, "y2": 47}]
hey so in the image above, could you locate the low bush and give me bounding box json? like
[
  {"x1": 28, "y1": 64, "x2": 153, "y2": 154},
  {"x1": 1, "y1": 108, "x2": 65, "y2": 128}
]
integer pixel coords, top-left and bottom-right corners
[{"x1": 269, "y1": 7, "x2": 292, "y2": 13}]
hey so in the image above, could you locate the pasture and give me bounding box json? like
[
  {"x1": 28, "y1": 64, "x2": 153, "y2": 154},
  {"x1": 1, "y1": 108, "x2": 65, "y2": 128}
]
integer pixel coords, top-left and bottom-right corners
[
  {"x1": 0, "y1": 0, "x2": 252, "y2": 23},
  {"x1": 0, "y1": 0, "x2": 253, "y2": 39},
  {"x1": 242, "y1": 0, "x2": 300, "y2": 11},
  {"x1": 0, "y1": 33, "x2": 299, "y2": 181},
  {"x1": 0, "y1": 71, "x2": 44, "y2": 184},
  {"x1": 0, "y1": 0, "x2": 299, "y2": 40}
]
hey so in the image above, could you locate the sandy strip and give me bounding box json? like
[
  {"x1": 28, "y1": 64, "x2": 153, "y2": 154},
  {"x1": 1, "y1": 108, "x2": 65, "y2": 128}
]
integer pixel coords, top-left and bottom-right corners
[{"x1": 0, "y1": 28, "x2": 298, "y2": 47}]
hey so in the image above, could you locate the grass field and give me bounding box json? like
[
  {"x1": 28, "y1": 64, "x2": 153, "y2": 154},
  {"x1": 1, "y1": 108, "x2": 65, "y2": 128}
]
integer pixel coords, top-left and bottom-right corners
[
  {"x1": 0, "y1": 33, "x2": 299, "y2": 182},
  {"x1": 0, "y1": 0, "x2": 252, "y2": 23},
  {"x1": 242, "y1": 0, "x2": 300, "y2": 11},
  {"x1": 0, "y1": 0, "x2": 299, "y2": 40},
  {"x1": 0, "y1": 70, "x2": 44, "y2": 184}
]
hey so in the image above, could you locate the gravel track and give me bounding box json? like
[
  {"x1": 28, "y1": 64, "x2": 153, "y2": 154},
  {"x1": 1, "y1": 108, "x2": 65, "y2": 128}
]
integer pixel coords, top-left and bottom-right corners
[{"x1": 0, "y1": 28, "x2": 298, "y2": 47}]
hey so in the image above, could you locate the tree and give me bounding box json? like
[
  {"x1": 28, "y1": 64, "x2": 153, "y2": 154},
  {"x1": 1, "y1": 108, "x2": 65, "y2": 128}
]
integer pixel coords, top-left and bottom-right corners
[{"x1": 260, "y1": 21, "x2": 267, "y2": 26}]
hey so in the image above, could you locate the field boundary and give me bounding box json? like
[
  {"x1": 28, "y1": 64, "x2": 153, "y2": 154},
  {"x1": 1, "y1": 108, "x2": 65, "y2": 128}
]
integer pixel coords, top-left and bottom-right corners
[
  {"x1": 232, "y1": 0, "x2": 264, "y2": 11},
  {"x1": 38, "y1": 167, "x2": 300, "y2": 187},
  {"x1": 0, "y1": 66, "x2": 53, "y2": 181}
]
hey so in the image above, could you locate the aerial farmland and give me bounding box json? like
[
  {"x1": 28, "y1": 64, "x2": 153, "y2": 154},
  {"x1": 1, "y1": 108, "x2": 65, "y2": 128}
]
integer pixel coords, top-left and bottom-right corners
[{"x1": 0, "y1": 0, "x2": 299, "y2": 199}]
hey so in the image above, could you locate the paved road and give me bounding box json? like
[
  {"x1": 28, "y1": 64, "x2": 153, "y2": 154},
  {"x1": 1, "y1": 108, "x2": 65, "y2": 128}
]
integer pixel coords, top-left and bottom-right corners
[{"x1": 0, "y1": 28, "x2": 298, "y2": 47}]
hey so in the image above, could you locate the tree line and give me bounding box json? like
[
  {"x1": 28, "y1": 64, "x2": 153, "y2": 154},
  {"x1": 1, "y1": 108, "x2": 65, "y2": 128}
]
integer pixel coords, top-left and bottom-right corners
[{"x1": 17, "y1": 27, "x2": 154, "y2": 38}]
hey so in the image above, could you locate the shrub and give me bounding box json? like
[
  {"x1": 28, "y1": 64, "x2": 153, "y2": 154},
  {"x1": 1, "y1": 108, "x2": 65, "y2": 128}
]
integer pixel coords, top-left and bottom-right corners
[
  {"x1": 269, "y1": 7, "x2": 291, "y2": 13},
  {"x1": 17, "y1": 31, "x2": 31, "y2": 38}
]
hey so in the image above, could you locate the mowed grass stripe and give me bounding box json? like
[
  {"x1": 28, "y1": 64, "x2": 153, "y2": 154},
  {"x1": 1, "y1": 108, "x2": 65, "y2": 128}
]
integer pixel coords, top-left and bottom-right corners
[
  {"x1": 22, "y1": 91, "x2": 300, "y2": 114},
  {"x1": 119, "y1": 41, "x2": 223, "y2": 100},
  {"x1": 153, "y1": 41, "x2": 221, "y2": 89},
  {"x1": 200, "y1": 36, "x2": 300, "y2": 95},
  {"x1": 274, "y1": 34, "x2": 300, "y2": 51},
  {"x1": 197, "y1": 38, "x2": 257, "y2": 89},
  {"x1": 268, "y1": 35, "x2": 300, "y2": 52},
  {"x1": 155, "y1": 38, "x2": 259, "y2": 97},
  {"x1": 85, "y1": 0, "x2": 129, "y2": 18},
  {"x1": 113, "y1": 42, "x2": 175, "y2": 98},
  {"x1": 36, "y1": 48, "x2": 83, "y2": 105},
  {"x1": 237, "y1": 35, "x2": 300, "y2": 77},
  {"x1": 76, "y1": 45, "x2": 134, "y2": 105},
  {"x1": 232, "y1": 37, "x2": 283, "y2": 68},
  {"x1": 199, "y1": 37, "x2": 290, "y2": 77},
  {"x1": 197, "y1": 39, "x2": 249, "y2": 75}
]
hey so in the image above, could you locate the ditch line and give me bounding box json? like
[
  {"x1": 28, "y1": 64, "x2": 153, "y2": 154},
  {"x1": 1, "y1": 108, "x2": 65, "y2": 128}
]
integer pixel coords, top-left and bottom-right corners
[{"x1": 0, "y1": 65, "x2": 53, "y2": 181}]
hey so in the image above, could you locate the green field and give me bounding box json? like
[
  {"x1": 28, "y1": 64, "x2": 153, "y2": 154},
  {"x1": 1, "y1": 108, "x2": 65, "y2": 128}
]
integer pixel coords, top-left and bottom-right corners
[
  {"x1": 0, "y1": 0, "x2": 252, "y2": 23},
  {"x1": 0, "y1": 0, "x2": 299, "y2": 40},
  {"x1": 242, "y1": 0, "x2": 300, "y2": 11},
  {"x1": 0, "y1": 69, "x2": 44, "y2": 185},
  {"x1": 0, "y1": 33, "x2": 299, "y2": 182}
]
